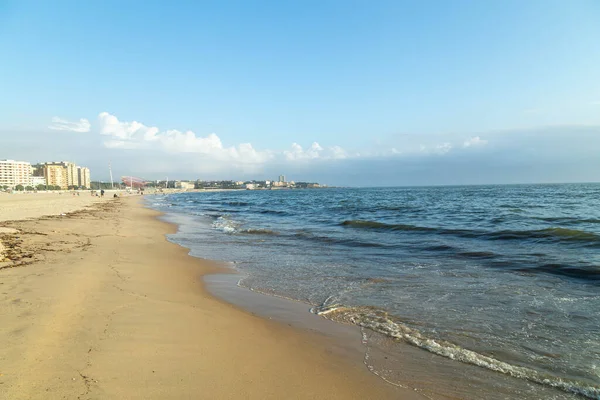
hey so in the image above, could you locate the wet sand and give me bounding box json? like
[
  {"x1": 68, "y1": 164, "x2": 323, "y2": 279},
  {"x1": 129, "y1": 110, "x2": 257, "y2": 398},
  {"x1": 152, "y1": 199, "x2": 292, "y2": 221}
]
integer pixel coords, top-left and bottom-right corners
[{"x1": 0, "y1": 195, "x2": 420, "y2": 399}]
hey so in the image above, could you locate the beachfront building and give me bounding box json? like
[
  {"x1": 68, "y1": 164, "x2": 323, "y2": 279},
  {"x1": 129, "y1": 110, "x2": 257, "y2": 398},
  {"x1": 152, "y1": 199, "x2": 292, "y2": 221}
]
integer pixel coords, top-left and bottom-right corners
[
  {"x1": 32, "y1": 164, "x2": 44, "y2": 177},
  {"x1": 278, "y1": 175, "x2": 286, "y2": 183},
  {"x1": 77, "y1": 167, "x2": 91, "y2": 188},
  {"x1": 31, "y1": 176, "x2": 46, "y2": 187},
  {"x1": 66, "y1": 162, "x2": 78, "y2": 187},
  {"x1": 43, "y1": 163, "x2": 69, "y2": 189},
  {"x1": 0, "y1": 159, "x2": 32, "y2": 189},
  {"x1": 38, "y1": 161, "x2": 91, "y2": 189},
  {"x1": 175, "y1": 181, "x2": 194, "y2": 190}
]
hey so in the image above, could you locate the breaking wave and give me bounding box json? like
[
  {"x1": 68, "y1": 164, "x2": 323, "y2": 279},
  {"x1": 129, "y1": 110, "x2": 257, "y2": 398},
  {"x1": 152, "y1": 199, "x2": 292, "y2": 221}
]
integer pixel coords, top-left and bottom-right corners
[
  {"x1": 312, "y1": 303, "x2": 600, "y2": 399},
  {"x1": 241, "y1": 229, "x2": 280, "y2": 236}
]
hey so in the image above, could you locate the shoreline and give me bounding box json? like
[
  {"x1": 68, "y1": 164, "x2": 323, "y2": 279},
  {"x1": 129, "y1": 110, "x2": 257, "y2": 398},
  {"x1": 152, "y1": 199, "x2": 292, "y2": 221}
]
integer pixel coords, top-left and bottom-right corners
[
  {"x1": 0, "y1": 195, "x2": 418, "y2": 399},
  {"x1": 153, "y1": 191, "x2": 590, "y2": 400}
]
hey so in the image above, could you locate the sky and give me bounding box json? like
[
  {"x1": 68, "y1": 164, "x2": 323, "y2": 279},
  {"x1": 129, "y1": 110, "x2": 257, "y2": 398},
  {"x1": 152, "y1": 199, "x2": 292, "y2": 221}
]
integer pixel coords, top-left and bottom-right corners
[{"x1": 1, "y1": 0, "x2": 599, "y2": 186}]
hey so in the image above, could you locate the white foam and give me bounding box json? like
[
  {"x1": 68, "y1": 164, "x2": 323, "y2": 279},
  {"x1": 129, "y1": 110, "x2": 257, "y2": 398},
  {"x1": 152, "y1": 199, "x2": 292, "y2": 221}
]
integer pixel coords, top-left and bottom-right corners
[
  {"x1": 315, "y1": 304, "x2": 600, "y2": 399},
  {"x1": 211, "y1": 216, "x2": 239, "y2": 233}
]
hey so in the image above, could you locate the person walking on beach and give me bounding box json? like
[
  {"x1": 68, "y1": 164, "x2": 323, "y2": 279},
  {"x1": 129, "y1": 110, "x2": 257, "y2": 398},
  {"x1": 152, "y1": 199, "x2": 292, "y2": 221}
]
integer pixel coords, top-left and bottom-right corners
[{"x1": 100, "y1": 189, "x2": 105, "y2": 197}]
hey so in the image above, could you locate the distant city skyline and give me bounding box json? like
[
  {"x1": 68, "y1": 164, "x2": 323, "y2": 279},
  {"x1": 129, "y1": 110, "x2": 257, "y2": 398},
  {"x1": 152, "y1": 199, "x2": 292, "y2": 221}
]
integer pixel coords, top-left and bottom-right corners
[{"x1": 1, "y1": 1, "x2": 600, "y2": 186}]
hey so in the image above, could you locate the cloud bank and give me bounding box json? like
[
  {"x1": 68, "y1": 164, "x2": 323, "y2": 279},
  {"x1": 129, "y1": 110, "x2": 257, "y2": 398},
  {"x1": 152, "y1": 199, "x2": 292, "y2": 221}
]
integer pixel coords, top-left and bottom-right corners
[
  {"x1": 48, "y1": 117, "x2": 91, "y2": 132},
  {"x1": 51, "y1": 112, "x2": 492, "y2": 168},
  {"x1": 39, "y1": 112, "x2": 600, "y2": 186},
  {"x1": 97, "y1": 112, "x2": 273, "y2": 164},
  {"x1": 463, "y1": 136, "x2": 488, "y2": 148},
  {"x1": 93, "y1": 112, "x2": 353, "y2": 165}
]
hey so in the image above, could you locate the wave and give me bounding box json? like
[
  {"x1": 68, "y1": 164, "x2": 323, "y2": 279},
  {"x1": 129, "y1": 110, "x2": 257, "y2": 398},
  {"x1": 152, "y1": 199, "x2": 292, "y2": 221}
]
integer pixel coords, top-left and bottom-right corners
[
  {"x1": 292, "y1": 231, "x2": 397, "y2": 249},
  {"x1": 484, "y1": 227, "x2": 600, "y2": 243},
  {"x1": 423, "y1": 244, "x2": 456, "y2": 252},
  {"x1": 513, "y1": 263, "x2": 600, "y2": 282},
  {"x1": 241, "y1": 229, "x2": 280, "y2": 236},
  {"x1": 223, "y1": 201, "x2": 251, "y2": 206},
  {"x1": 312, "y1": 303, "x2": 600, "y2": 399},
  {"x1": 211, "y1": 216, "x2": 239, "y2": 233},
  {"x1": 341, "y1": 220, "x2": 600, "y2": 245},
  {"x1": 532, "y1": 217, "x2": 600, "y2": 224},
  {"x1": 456, "y1": 251, "x2": 498, "y2": 259},
  {"x1": 257, "y1": 209, "x2": 290, "y2": 216},
  {"x1": 341, "y1": 220, "x2": 436, "y2": 232},
  {"x1": 203, "y1": 207, "x2": 242, "y2": 214}
]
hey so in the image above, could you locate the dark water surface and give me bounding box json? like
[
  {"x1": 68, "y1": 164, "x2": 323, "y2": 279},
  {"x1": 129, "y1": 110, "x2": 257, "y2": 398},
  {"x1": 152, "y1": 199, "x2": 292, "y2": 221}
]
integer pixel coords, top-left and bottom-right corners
[{"x1": 150, "y1": 184, "x2": 600, "y2": 399}]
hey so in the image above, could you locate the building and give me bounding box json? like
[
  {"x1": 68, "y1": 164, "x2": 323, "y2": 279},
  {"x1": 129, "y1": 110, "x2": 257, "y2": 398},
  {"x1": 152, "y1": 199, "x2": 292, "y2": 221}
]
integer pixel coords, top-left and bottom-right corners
[
  {"x1": 43, "y1": 163, "x2": 69, "y2": 189},
  {"x1": 31, "y1": 164, "x2": 44, "y2": 177},
  {"x1": 31, "y1": 176, "x2": 46, "y2": 187},
  {"x1": 77, "y1": 167, "x2": 91, "y2": 189},
  {"x1": 278, "y1": 175, "x2": 286, "y2": 183},
  {"x1": 66, "y1": 162, "x2": 78, "y2": 187},
  {"x1": 174, "y1": 181, "x2": 194, "y2": 190},
  {"x1": 0, "y1": 159, "x2": 32, "y2": 189},
  {"x1": 39, "y1": 161, "x2": 91, "y2": 189}
]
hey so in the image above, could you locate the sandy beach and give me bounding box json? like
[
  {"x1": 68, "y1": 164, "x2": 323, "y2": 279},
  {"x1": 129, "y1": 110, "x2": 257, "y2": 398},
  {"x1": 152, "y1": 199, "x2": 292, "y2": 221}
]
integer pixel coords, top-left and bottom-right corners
[
  {"x1": 0, "y1": 194, "x2": 419, "y2": 399},
  {"x1": 0, "y1": 192, "x2": 104, "y2": 222}
]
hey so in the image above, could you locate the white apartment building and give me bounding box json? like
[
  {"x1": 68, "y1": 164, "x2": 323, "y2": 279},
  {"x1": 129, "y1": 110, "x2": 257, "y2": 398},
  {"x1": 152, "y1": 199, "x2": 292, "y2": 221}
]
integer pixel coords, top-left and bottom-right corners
[
  {"x1": 0, "y1": 159, "x2": 32, "y2": 188},
  {"x1": 31, "y1": 176, "x2": 46, "y2": 187}
]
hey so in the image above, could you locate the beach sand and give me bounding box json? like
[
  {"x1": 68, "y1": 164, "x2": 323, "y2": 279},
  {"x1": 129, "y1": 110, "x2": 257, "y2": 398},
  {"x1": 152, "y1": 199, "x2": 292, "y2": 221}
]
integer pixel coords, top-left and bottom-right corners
[
  {"x1": 0, "y1": 192, "x2": 103, "y2": 222},
  {"x1": 0, "y1": 195, "x2": 421, "y2": 399}
]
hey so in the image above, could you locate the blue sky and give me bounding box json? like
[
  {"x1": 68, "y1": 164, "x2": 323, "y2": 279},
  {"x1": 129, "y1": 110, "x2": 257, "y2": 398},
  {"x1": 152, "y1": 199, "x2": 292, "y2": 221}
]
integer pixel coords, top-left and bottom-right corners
[{"x1": 1, "y1": 0, "x2": 599, "y2": 185}]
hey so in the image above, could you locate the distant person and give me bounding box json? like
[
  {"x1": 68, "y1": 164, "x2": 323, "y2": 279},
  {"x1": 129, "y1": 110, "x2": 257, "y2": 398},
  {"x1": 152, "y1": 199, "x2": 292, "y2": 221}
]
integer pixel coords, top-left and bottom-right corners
[
  {"x1": 100, "y1": 189, "x2": 105, "y2": 197},
  {"x1": 113, "y1": 193, "x2": 118, "y2": 198}
]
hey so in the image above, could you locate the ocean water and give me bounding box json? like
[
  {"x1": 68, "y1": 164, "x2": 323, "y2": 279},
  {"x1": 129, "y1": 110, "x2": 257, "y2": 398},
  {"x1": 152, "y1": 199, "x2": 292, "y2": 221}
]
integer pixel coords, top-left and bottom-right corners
[{"x1": 149, "y1": 184, "x2": 600, "y2": 399}]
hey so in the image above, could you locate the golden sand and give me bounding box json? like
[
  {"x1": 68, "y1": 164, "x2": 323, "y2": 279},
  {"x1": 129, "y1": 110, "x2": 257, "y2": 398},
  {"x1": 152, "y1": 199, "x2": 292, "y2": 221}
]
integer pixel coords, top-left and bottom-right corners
[{"x1": 0, "y1": 192, "x2": 103, "y2": 222}]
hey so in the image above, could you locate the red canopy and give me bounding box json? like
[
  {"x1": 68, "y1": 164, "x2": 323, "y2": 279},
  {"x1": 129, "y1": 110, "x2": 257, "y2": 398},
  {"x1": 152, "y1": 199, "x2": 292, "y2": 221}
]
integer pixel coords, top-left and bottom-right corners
[{"x1": 121, "y1": 176, "x2": 145, "y2": 188}]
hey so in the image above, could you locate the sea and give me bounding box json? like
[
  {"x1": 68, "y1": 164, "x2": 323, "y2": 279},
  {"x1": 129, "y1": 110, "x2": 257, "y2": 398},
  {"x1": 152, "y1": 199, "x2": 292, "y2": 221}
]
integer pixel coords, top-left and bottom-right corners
[{"x1": 148, "y1": 184, "x2": 600, "y2": 399}]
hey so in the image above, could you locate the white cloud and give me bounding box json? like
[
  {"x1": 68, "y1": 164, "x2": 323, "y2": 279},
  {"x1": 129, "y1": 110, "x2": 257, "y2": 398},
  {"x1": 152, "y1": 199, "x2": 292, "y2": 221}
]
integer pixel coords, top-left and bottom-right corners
[
  {"x1": 97, "y1": 112, "x2": 273, "y2": 164},
  {"x1": 284, "y1": 142, "x2": 323, "y2": 160},
  {"x1": 98, "y1": 112, "x2": 157, "y2": 140},
  {"x1": 330, "y1": 145, "x2": 348, "y2": 159},
  {"x1": 48, "y1": 117, "x2": 91, "y2": 132},
  {"x1": 160, "y1": 130, "x2": 224, "y2": 154},
  {"x1": 434, "y1": 143, "x2": 452, "y2": 154},
  {"x1": 103, "y1": 140, "x2": 144, "y2": 149},
  {"x1": 463, "y1": 136, "x2": 488, "y2": 148},
  {"x1": 284, "y1": 142, "x2": 349, "y2": 161},
  {"x1": 420, "y1": 143, "x2": 453, "y2": 155}
]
